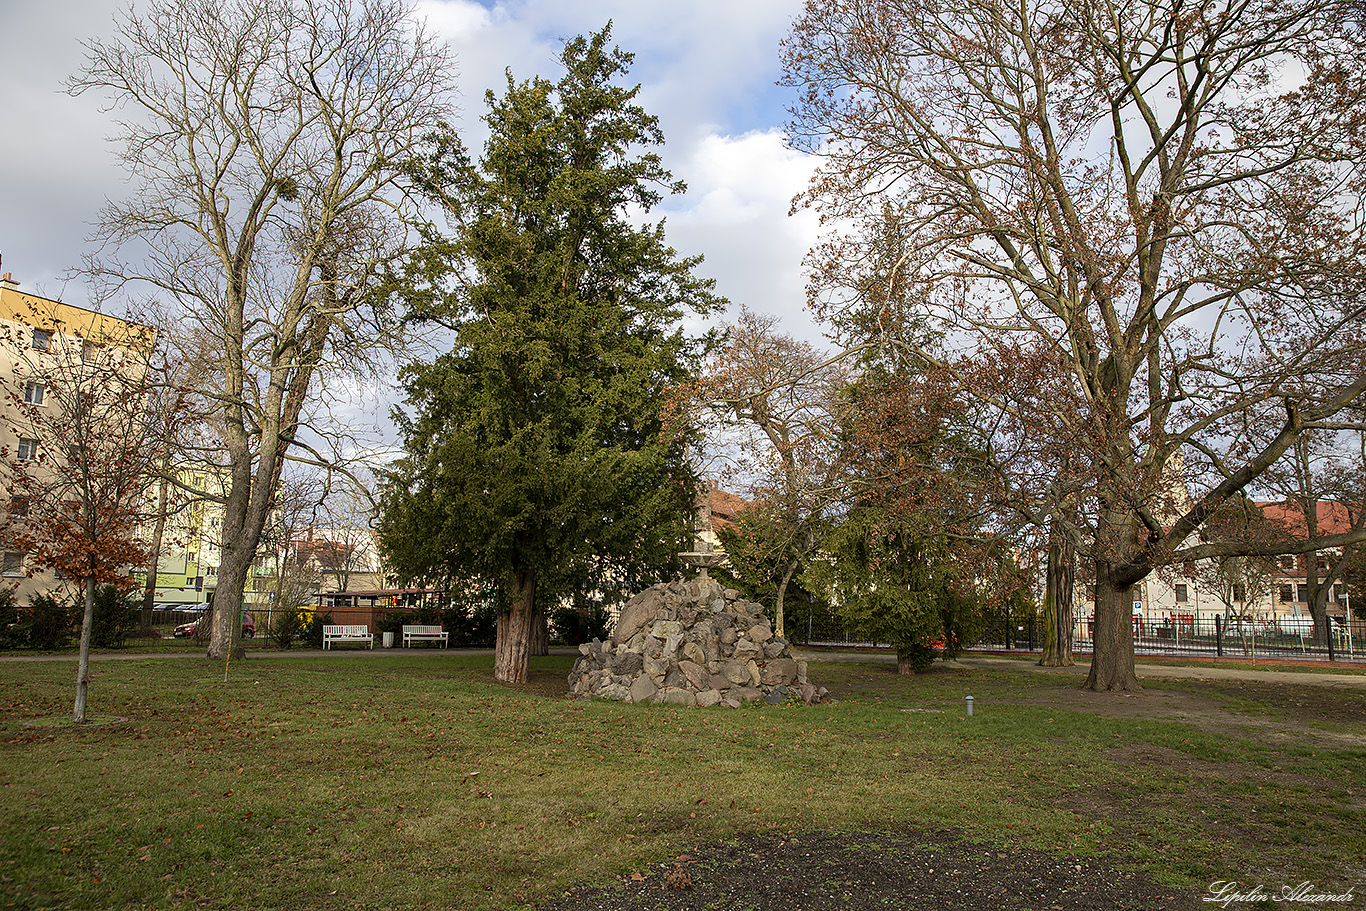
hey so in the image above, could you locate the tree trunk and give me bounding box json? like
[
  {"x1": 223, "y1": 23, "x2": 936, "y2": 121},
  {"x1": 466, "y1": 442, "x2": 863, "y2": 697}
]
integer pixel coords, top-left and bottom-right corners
[
  {"x1": 1040, "y1": 536, "x2": 1075, "y2": 667},
  {"x1": 1303, "y1": 549, "x2": 1330, "y2": 645},
  {"x1": 139, "y1": 476, "x2": 171, "y2": 634},
  {"x1": 531, "y1": 603, "x2": 549, "y2": 657},
  {"x1": 774, "y1": 556, "x2": 799, "y2": 640},
  {"x1": 207, "y1": 522, "x2": 251, "y2": 661},
  {"x1": 1083, "y1": 559, "x2": 1141, "y2": 691},
  {"x1": 896, "y1": 649, "x2": 916, "y2": 676},
  {"x1": 495, "y1": 568, "x2": 537, "y2": 684},
  {"x1": 73, "y1": 575, "x2": 96, "y2": 723}
]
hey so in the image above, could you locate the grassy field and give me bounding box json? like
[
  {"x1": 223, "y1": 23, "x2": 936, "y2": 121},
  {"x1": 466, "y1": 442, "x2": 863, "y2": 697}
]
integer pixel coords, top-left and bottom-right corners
[{"x1": 0, "y1": 650, "x2": 1362, "y2": 910}]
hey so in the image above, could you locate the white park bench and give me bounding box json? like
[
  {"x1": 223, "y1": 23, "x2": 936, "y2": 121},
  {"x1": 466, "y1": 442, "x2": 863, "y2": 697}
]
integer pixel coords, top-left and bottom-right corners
[
  {"x1": 402, "y1": 624, "x2": 449, "y2": 648},
  {"x1": 322, "y1": 624, "x2": 373, "y2": 649}
]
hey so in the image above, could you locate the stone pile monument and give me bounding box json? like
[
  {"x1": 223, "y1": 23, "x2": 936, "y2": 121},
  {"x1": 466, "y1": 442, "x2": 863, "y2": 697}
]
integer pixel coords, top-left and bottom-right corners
[{"x1": 566, "y1": 575, "x2": 828, "y2": 707}]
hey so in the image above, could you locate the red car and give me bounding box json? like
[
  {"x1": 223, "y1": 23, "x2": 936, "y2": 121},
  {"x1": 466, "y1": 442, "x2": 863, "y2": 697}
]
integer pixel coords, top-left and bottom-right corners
[{"x1": 173, "y1": 612, "x2": 255, "y2": 639}]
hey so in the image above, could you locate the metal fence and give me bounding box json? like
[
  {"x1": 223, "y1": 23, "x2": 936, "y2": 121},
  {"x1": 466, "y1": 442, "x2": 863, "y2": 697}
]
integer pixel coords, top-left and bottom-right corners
[{"x1": 797, "y1": 613, "x2": 1364, "y2": 663}]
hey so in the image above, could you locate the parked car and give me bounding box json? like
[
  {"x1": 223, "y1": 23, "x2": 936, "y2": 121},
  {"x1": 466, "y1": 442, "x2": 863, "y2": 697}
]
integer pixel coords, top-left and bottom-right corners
[
  {"x1": 174, "y1": 611, "x2": 255, "y2": 639},
  {"x1": 154, "y1": 602, "x2": 205, "y2": 613}
]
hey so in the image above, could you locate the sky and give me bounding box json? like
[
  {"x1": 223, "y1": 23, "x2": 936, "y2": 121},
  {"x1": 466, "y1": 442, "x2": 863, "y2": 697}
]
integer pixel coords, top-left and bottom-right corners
[{"x1": 0, "y1": 0, "x2": 826, "y2": 347}]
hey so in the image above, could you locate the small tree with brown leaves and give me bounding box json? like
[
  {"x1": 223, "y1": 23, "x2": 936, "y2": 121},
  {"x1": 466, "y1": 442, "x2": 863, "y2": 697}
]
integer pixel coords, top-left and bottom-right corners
[
  {"x1": 0, "y1": 306, "x2": 163, "y2": 722},
  {"x1": 687, "y1": 309, "x2": 848, "y2": 636}
]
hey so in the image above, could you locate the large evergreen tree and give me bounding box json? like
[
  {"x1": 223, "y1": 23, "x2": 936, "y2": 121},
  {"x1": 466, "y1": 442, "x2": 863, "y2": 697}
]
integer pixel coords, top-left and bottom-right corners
[{"x1": 379, "y1": 26, "x2": 723, "y2": 684}]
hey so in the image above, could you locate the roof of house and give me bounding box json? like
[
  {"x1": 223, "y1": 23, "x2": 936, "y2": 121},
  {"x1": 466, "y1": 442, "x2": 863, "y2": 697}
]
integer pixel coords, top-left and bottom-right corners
[
  {"x1": 1257, "y1": 500, "x2": 1358, "y2": 539},
  {"x1": 708, "y1": 486, "x2": 748, "y2": 531}
]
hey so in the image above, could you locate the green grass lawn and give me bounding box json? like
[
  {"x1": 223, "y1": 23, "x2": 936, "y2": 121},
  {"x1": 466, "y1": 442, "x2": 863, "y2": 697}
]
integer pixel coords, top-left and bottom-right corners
[{"x1": 1, "y1": 652, "x2": 1361, "y2": 910}]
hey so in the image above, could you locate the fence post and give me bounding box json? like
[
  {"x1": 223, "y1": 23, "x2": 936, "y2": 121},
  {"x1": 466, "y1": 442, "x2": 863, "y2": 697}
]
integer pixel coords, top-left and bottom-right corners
[
  {"x1": 1328, "y1": 619, "x2": 1336, "y2": 662},
  {"x1": 1215, "y1": 615, "x2": 1223, "y2": 657}
]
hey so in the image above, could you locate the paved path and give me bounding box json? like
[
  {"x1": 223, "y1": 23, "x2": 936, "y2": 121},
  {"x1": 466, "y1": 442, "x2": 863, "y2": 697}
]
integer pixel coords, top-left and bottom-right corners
[
  {"x1": 797, "y1": 649, "x2": 1366, "y2": 689},
  {"x1": 6, "y1": 646, "x2": 1365, "y2": 688},
  {"x1": 0, "y1": 646, "x2": 581, "y2": 663}
]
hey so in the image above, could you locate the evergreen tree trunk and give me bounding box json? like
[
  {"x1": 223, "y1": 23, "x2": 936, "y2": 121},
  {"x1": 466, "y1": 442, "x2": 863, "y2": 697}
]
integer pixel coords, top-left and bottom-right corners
[
  {"x1": 73, "y1": 575, "x2": 96, "y2": 723},
  {"x1": 496, "y1": 568, "x2": 537, "y2": 684},
  {"x1": 896, "y1": 649, "x2": 916, "y2": 676},
  {"x1": 1040, "y1": 535, "x2": 1075, "y2": 667},
  {"x1": 1083, "y1": 558, "x2": 1141, "y2": 691},
  {"x1": 531, "y1": 604, "x2": 549, "y2": 657}
]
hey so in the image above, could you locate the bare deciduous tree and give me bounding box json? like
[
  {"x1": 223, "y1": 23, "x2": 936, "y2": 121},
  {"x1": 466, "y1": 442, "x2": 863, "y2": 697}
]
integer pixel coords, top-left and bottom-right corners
[
  {"x1": 70, "y1": 0, "x2": 456, "y2": 659},
  {"x1": 784, "y1": 0, "x2": 1366, "y2": 690},
  {"x1": 687, "y1": 309, "x2": 848, "y2": 636}
]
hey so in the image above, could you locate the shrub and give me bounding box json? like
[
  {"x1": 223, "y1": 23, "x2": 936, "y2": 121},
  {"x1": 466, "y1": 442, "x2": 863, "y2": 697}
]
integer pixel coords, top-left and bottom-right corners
[
  {"x1": 89, "y1": 584, "x2": 139, "y2": 649},
  {"x1": 270, "y1": 606, "x2": 309, "y2": 649},
  {"x1": 375, "y1": 610, "x2": 408, "y2": 638},
  {"x1": 0, "y1": 587, "x2": 20, "y2": 650},
  {"x1": 304, "y1": 610, "x2": 335, "y2": 649},
  {"x1": 549, "y1": 602, "x2": 610, "y2": 645},
  {"x1": 24, "y1": 593, "x2": 74, "y2": 650},
  {"x1": 443, "y1": 600, "x2": 496, "y2": 647}
]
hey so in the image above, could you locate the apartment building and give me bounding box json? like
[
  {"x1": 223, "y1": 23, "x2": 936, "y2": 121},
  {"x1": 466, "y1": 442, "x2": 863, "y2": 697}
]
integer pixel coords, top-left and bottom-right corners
[
  {"x1": 0, "y1": 270, "x2": 156, "y2": 602},
  {"x1": 1078, "y1": 500, "x2": 1357, "y2": 637}
]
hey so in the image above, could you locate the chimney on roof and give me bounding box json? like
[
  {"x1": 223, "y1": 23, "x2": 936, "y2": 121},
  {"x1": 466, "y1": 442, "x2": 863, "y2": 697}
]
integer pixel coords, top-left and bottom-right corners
[{"x1": 0, "y1": 272, "x2": 17, "y2": 291}]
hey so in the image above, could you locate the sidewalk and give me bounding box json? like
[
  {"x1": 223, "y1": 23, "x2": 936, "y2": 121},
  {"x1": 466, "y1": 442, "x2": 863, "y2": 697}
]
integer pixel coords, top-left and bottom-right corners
[
  {"x1": 0, "y1": 645, "x2": 580, "y2": 663},
  {"x1": 798, "y1": 648, "x2": 1366, "y2": 688}
]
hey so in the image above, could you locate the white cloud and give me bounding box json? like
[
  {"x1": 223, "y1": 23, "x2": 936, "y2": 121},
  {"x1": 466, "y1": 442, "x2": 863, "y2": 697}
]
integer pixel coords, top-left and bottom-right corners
[
  {"x1": 0, "y1": 0, "x2": 834, "y2": 462},
  {"x1": 663, "y1": 129, "x2": 825, "y2": 343}
]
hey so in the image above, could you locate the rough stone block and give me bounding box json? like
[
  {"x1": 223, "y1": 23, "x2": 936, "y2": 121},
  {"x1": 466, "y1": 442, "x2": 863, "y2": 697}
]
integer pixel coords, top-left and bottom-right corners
[
  {"x1": 679, "y1": 660, "x2": 710, "y2": 691},
  {"x1": 682, "y1": 641, "x2": 707, "y2": 666},
  {"x1": 611, "y1": 651, "x2": 644, "y2": 676},
  {"x1": 629, "y1": 675, "x2": 658, "y2": 704},
  {"x1": 656, "y1": 687, "x2": 696, "y2": 707},
  {"x1": 653, "y1": 620, "x2": 683, "y2": 640},
  {"x1": 643, "y1": 655, "x2": 668, "y2": 683},
  {"x1": 732, "y1": 686, "x2": 764, "y2": 703},
  {"x1": 760, "y1": 658, "x2": 799, "y2": 686},
  {"x1": 720, "y1": 659, "x2": 750, "y2": 685},
  {"x1": 613, "y1": 593, "x2": 660, "y2": 644},
  {"x1": 599, "y1": 683, "x2": 630, "y2": 702},
  {"x1": 764, "y1": 686, "x2": 789, "y2": 705}
]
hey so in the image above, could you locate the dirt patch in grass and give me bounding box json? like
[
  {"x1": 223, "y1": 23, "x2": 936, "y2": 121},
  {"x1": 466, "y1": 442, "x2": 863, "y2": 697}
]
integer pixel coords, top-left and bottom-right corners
[{"x1": 541, "y1": 828, "x2": 1201, "y2": 911}]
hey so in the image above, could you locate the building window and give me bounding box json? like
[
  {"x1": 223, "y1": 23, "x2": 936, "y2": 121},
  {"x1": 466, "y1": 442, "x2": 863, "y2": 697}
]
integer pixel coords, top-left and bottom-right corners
[
  {"x1": 1174, "y1": 583, "x2": 1188, "y2": 602},
  {"x1": 81, "y1": 341, "x2": 99, "y2": 363},
  {"x1": 1280, "y1": 555, "x2": 1296, "y2": 571},
  {"x1": 1333, "y1": 584, "x2": 1346, "y2": 604},
  {"x1": 1280, "y1": 584, "x2": 1295, "y2": 603},
  {"x1": 1231, "y1": 583, "x2": 1246, "y2": 602},
  {"x1": 16, "y1": 438, "x2": 38, "y2": 462},
  {"x1": 1298, "y1": 583, "x2": 1311, "y2": 603},
  {"x1": 23, "y1": 382, "x2": 45, "y2": 405},
  {"x1": 8, "y1": 497, "x2": 28, "y2": 517},
  {"x1": 30, "y1": 329, "x2": 52, "y2": 351},
  {"x1": 2, "y1": 552, "x2": 23, "y2": 576}
]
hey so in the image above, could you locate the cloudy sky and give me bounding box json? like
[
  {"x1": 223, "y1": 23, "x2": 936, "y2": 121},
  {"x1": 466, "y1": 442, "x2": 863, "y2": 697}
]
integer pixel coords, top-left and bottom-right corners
[{"x1": 0, "y1": 0, "x2": 825, "y2": 346}]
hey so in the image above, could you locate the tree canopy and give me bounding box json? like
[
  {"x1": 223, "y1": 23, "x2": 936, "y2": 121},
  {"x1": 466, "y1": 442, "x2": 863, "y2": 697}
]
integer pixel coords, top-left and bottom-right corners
[
  {"x1": 784, "y1": 0, "x2": 1366, "y2": 689},
  {"x1": 378, "y1": 26, "x2": 723, "y2": 684},
  {"x1": 71, "y1": 0, "x2": 456, "y2": 660}
]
